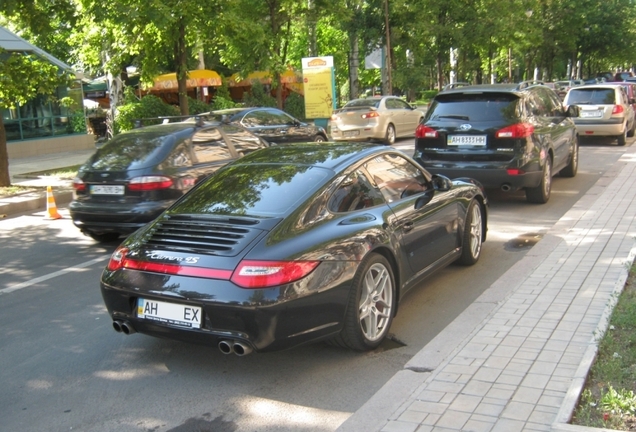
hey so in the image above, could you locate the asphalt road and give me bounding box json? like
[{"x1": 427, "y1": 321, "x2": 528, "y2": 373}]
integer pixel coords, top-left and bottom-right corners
[{"x1": 0, "y1": 136, "x2": 630, "y2": 432}]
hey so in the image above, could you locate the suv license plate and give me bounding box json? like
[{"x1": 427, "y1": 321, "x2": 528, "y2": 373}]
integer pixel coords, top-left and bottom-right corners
[
  {"x1": 448, "y1": 135, "x2": 487, "y2": 146},
  {"x1": 137, "y1": 298, "x2": 202, "y2": 328},
  {"x1": 90, "y1": 185, "x2": 125, "y2": 195}
]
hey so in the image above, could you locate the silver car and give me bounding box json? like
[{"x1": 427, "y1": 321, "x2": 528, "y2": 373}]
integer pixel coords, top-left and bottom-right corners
[
  {"x1": 330, "y1": 96, "x2": 425, "y2": 145},
  {"x1": 563, "y1": 84, "x2": 636, "y2": 146}
]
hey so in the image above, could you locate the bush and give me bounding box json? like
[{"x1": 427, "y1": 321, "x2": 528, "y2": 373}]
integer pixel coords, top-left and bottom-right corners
[
  {"x1": 284, "y1": 92, "x2": 305, "y2": 120},
  {"x1": 242, "y1": 81, "x2": 276, "y2": 108},
  {"x1": 187, "y1": 97, "x2": 212, "y2": 115},
  {"x1": 114, "y1": 94, "x2": 179, "y2": 134}
]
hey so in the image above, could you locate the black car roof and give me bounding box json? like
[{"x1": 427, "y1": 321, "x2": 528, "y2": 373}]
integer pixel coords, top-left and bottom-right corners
[{"x1": 437, "y1": 81, "x2": 548, "y2": 97}]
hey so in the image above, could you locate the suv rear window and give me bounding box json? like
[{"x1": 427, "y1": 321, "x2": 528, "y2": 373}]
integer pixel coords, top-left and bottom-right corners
[
  {"x1": 427, "y1": 93, "x2": 520, "y2": 122},
  {"x1": 567, "y1": 88, "x2": 615, "y2": 105}
]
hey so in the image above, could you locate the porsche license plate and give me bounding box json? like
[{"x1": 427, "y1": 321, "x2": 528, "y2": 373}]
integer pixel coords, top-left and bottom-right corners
[{"x1": 137, "y1": 298, "x2": 202, "y2": 328}]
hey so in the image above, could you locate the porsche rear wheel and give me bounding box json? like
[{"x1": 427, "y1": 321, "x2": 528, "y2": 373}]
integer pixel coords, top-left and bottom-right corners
[{"x1": 332, "y1": 253, "x2": 395, "y2": 351}]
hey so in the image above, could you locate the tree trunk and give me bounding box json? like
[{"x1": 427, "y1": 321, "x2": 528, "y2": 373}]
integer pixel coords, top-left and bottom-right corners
[
  {"x1": 349, "y1": 34, "x2": 360, "y2": 100},
  {"x1": 107, "y1": 71, "x2": 124, "y2": 139},
  {"x1": 0, "y1": 115, "x2": 10, "y2": 187},
  {"x1": 436, "y1": 53, "x2": 444, "y2": 91},
  {"x1": 175, "y1": 19, "x2": 189, "y2": 116}
]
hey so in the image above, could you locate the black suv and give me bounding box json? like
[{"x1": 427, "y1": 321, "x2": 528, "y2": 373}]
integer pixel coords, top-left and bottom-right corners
[{"x1": 413, "y1": 82, "x2": 579, "y2": 203}]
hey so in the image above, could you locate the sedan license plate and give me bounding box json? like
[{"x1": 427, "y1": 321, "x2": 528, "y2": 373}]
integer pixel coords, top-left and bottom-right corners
[
  {"x1": 580, "y1": 110, "x2": 603, "y2": 118},
  {"x1": 448, "y1": 135, "x2": 487, "y2": 146},
  {"x1": 137, "y1": 298, "x2": 202, "y2": 328},
  {"x1": 343, "y1": 130, "x2": 360, "y2": 137},
  {"x1": 90, "y1": 185, "x2": 125, "y2": 195}
]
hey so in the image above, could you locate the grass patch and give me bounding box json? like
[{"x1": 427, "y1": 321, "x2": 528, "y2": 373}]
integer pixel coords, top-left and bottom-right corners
[
  {"x1": 0, "y1": 185, "x2": 43, "y2": 197},
  {"x1": 572, "y1": 263, "x2": 636, "y2": 430}
]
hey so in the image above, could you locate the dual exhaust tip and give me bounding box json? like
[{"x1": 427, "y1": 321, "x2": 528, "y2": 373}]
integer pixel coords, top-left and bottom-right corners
[
  {"x1": 112, "y1": 320, "x2": 253, "y2": 356},
  {"x1": 112, "y1": 320, "x2": 136, "y2": 335},
  {"x1": 218, "y1": 339, "x2": 253, "y2": 356}
]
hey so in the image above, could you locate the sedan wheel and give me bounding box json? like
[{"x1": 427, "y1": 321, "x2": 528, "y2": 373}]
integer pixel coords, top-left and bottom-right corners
[
  {"x1": 332, "y1": 253, "x2": 395, "y2": 351},
  {"x1": 457, "y1": 200, "x2": 483, "y2": 266},
  {"x1": 384, "y1": 124, "x2": 396, "y2": 145}
]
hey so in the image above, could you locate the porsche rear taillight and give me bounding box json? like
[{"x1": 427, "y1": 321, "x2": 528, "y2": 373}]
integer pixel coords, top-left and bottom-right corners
[
  {"x1": 495, "y1": 123, "x2": 534, "y2": 138},
  {"x1": 128, "y1": 176, "x2": 173, "y2": 191},
  {"x1": 73, "y1": 177, "x2": 86, "y2": 192},
  {"x1": 107, "y1": 247, "x2": 129, "y2": 271},
  {"x1": 415, "y1": 124, "x2": 439, "y2": 138},
  {"x1": 612, "y1": 105, "x2": 624, "y2": 115},
  {"x1": 230, "y1": 260, "x2": 320, "y2": 288}
]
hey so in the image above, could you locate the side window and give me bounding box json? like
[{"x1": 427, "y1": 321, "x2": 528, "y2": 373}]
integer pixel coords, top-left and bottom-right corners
[
  {"x1": 540, "y1": 88, "x2": 564, "y2": 116},
  {"x1": 365, "y1": 154, "x2": 431, "y2": 203},
  {"x1": 190, "y1": 128, "x2": 234, "y2": 163},
  {"x1": 267, "y1": 109, "x2": 295, "y2": 125},
  {"x1": 166, "y1": 142, "x2": 193, "y2": 167},
  {"x1": 393, "y1": 99, "x2": 412, "y2": 110},
  {"x1": 221, "y1": 124, "x2": 268, "y2": 156},
  {"x1": 241, "y1": 111, "x2": 272, "y2": 127},
  {"x1": 329, "y1": 170, "x2": 385, "y2": 213}
]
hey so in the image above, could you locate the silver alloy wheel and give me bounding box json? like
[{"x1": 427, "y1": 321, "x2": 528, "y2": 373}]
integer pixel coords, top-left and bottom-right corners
[
  {"x1": 542, "y1": 158, "x2": 552, "y2": 197},
  {"x1": 385, "y1": 125, "x2": 396, "y2": 145},
  {"x1": 359, "y1": 262, "x2": 394, "y2": 342},
  {"x1": 468, "y1": 204, "x2": 482, "y2": 259}
]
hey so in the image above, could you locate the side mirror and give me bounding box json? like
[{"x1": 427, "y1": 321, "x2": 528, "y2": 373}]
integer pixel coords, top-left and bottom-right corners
[
  {"x1": 432, "y1": 175, "x2": 452, "y2": 191},
  {"x1": 565, "y1": 105, "x2": 580, "y2": 118}
]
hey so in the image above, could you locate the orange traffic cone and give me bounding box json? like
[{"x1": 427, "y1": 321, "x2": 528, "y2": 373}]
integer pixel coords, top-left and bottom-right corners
[{"x1": 45, "y1": 186, "x2": 62, "y2": 220}]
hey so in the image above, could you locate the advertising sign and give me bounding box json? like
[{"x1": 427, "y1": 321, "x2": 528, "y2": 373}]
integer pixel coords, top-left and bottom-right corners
[{"x1": 302, "y1": 56, "x2": 335, "y2": 119}]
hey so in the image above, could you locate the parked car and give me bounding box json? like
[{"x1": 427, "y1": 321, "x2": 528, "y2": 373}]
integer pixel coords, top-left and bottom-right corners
[
  {"x1": 563, "y1": 84, "x2": 636, "y2": 146},
  {"x1": 202, "y1": 107, "x2": 328, "y2": 144},
  {"x1": 554, "y1": 79, "x2": 585, "y2": 99},
  {"x1": 330, "y1": 96, "x2": 425, "y2": 144},
  {"x1": 615, "y1": 71, "x2": 634, "y2": 82},
  {"x1": 101, "y1": 143, "x2": 487, "y2": 353},
  {"x1": 69, "y1": 120, "x2": 270, "y2": 242},
  {"x1": 413, "y1": 81, "x2": 579, "y2": 203}
]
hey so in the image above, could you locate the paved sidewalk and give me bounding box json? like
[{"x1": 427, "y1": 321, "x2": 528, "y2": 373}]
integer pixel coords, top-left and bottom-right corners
[{"x1": 339, "y1": 146, "x2": 636, "y2": 432}]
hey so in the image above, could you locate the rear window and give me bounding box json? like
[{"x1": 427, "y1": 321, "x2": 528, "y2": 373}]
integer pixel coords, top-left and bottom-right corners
[
  {"x1": 85, "y1": 126, "x2": 189, "y2": 171},
  {"x1": 342, "y1": 99, "x2": 381, "y2": 109},
  {"x1": 567, "y1": 89, "x2": 615, "y2": 105},
  {"x1": 169, "y1": 164, "x2": 332, "y2": 217},
  {"x1": 426, "y1": 93, "x2": 520, "y2": 122}
]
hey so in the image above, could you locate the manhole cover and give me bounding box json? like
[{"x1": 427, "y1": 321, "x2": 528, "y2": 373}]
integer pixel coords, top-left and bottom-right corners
[{"x1": 505, "y1": 232, "x2": 543, "y2": 251}]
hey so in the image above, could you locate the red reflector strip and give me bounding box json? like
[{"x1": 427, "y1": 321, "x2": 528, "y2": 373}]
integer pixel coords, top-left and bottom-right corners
[
  {"x1": 506, "y1": 168, "x2": 525, "y2": 175},
  {"x1": 122, "y1": 258, "x2": 232, "y2": 280}
]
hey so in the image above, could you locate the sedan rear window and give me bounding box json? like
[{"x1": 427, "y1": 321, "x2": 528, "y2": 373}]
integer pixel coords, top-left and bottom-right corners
[
  {"x1": 427, "y1": 93, "x2": 520, "y2": 122},
  {"x1": 342, "y1": 99, "x2": 381, "y2": 109},
  {"x1": 567, "y1": 89, "x2": 615, "y2": 105},
  {"x1": 169, "y1": 164, "x2": 332, "y2": 217}
]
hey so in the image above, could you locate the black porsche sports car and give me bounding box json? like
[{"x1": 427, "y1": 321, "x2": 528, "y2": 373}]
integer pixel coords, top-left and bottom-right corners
[{"x1": 101, "y1": 143, "x2": 488, "y2": 354}]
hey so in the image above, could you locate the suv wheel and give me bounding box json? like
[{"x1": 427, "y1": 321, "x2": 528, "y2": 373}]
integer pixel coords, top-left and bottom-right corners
[{"x1": 526, "y1": 157, "x2": 552, "y2": 204}]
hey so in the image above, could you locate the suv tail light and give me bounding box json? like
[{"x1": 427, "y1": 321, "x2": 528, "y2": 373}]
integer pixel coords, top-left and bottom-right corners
[
  {"x1": 415, "y1": 124, "x2": 439, "y2": 138},
  {"x1": 231, "y1": 260, "x2": 320, "y2": 288},
  {"x1": 495, "y1": 123, "x2": 534, "y2": 138},
  {"x1": 128, "y1": 176, "x2": 173, "y2": 191},
  {"x1": 361, "y1": 111, "x2": 380, "y2": 119},
  {"x1": 612, "y1": 105, "x2": 624, "y2": 114},
  {"x1": 73, "y1": 177, "x2": 86, "y2": 192}
]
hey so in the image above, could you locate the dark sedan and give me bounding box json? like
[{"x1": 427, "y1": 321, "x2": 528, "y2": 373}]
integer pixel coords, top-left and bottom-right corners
[
  {"x1": 70, "y1": 119, "x2": 269, "y2": 242},
  {"x1": 203, "y1": 107, "x2": 328, "y2": 144},
  {"x1": 101, "y1": 143, "x2": 487, "y2": 354}
]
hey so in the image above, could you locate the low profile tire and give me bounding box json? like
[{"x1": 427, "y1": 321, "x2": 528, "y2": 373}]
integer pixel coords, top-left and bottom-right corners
[
  {"x1": 526, "y1": 156, "x2": 552, "y2": 204},
  {"x1": 87, "y1": 232, "x2": 120, "y2": 243},
  {"x1": 384, "y1": 124, "x2": 396, "y2": 145},
  {"x1": 332, "y1": 253, "x2": 395, "y2": 351},
  {"x1": 560, "y1": 137, "x2": 578, "y2": 178},
  {"x1": 313, "y1": 134, "x2": 326, "y2": 142},
  {"x1": 617, "y1": 127, "x2": 627, "y2": 146},
  {"x1": 457, "y1": 200, "x2": 483, "y2": 266}
]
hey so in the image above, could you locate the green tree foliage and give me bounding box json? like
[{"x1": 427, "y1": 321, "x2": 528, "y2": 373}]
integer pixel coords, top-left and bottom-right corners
[
  {"x1": 114, "y1": 94, "x2": 179, "y2": 134},
  {"x1": 0, "y1": 49, "x2": 71, "y2": 186}
]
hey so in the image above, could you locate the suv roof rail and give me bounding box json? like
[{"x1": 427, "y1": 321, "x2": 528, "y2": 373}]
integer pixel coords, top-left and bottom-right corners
[{"x1": 516, "y1": 80, "x2": 545, "y2": 90}]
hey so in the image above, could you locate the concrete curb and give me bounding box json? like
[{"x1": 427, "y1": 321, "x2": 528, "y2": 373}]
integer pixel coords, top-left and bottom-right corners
[{"x1": 0, "y1": 189, "x2": 73, "y2": 217}]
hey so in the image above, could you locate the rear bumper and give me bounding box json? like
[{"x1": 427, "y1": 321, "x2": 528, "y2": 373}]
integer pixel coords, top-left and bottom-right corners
[
  {"x1": 573, "y1": 119, "x2": 624, "y2": 136},
  {"x1": 331, "y1": 123, "x2": 385, "y2": 141},
  {"x1": 69, "y1": 200, "x2": 171, "y2": 234}
]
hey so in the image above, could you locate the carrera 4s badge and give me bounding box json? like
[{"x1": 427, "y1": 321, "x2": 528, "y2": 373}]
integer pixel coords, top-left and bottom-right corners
[{"x1": 148, "y1": 253, "x2": 200, "y2": 264}]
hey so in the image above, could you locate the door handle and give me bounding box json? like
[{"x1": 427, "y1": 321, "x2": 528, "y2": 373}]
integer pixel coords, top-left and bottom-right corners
[{"x1": 402, "y1": 221, "x2": 414, "y2": 232}]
